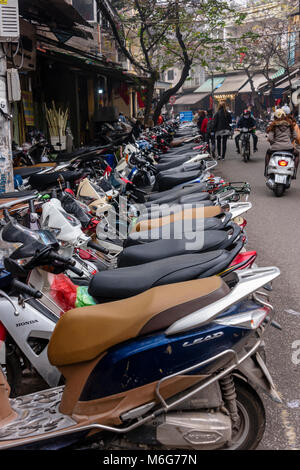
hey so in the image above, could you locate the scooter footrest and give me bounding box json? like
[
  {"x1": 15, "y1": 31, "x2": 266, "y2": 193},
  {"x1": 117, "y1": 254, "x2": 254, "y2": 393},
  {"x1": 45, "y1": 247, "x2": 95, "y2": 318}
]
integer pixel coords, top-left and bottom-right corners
[{"x1": 0, "y1": 386, "x2": 76, "y2": 443}]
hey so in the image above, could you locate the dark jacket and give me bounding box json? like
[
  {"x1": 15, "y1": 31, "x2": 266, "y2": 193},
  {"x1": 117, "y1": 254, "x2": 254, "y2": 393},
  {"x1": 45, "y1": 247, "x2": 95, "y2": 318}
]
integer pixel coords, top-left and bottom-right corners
[
  {"x1": 213, "y1": 109, "x2": 232, "y2": 133},
  {"x1": 237, "y1": 115, "x2": 256, "y2": 129},
  {"x1": 206, "y1": 118, "x2": 215, "y2": 135}
]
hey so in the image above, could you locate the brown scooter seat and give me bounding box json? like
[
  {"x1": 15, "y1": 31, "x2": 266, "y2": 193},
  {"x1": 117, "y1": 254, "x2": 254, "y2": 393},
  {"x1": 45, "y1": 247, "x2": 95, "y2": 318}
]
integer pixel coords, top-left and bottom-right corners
[
  {"x1": 48, "y1": 277, "x2": 229, "y2": 367},
  {"x1": 131, "y1": 205, "x2": 223, "y2": 233}
]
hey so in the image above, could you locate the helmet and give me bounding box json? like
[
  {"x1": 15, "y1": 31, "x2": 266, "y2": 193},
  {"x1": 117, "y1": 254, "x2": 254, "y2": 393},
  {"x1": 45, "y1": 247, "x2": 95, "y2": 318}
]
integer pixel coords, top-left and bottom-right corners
[
  {"x1": 274, "y1": 108, "x2": 286, "y2": 119},
  {"x1": 282, "y1": 105, "x2": 291, "y2": 115}
]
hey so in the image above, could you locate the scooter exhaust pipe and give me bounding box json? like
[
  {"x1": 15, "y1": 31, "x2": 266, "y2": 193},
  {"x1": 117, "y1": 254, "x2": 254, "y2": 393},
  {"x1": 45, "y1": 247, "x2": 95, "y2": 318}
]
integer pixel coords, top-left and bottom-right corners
[{"x1": 266, "y1": 178, "x2": 275, "y2": 189}]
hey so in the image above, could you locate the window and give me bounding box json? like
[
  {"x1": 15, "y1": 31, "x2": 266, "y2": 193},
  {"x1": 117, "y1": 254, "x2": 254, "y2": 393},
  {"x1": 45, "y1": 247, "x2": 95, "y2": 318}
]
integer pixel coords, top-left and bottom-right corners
[
  {"x1": 72, "y1": 0, "x2": 97, "y2": 23},
  {"x1": 167, "y1": 70, "x2": 174, "y2": 81},
  {"x1": 117, "y1": 49, "x2": 126, "y2": 63}
]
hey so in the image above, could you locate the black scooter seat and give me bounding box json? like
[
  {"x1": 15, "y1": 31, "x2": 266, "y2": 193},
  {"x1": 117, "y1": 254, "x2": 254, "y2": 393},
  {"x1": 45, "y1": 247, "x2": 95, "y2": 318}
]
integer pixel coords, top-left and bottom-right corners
[
  {"x1": 144, "y1": 190, "x2": 210, "y2": 208},
  {"x1": 0, "y1": 190, "x2": 37, "y2": 199},
  {"x1": 88, "y1": 248, "x2": 240, "y2": 302},
  {"x1": 156, "y1": 170, "x2": 201, "y2": 191},
  {"x1": 159, "y1": 149, "x2": 199, "y2": 160},
  {"x1": 155, "y1": 156, "x2": 196, "y2": 171},
  {"x1": 141, "y1": 198, "x2": 213, "y2": 221},
  {"x1": 14, "y1": 167, "x2": 45, "y2": 178},
  {"x1": 146, "y1": 183, "x2": 205, "y2": 203},
  {"x1": 29, "y1": 169, "x2": 84, "y2": 191},
  {"x1": 157, "y1": 161, "x2": 202, "y2": 176},
  {"x1": 124, "y1": 214, "x2": 232, "y2": 247},
  {"x1": 119, "y1": 225, "x2": 241, "y2": 267}
]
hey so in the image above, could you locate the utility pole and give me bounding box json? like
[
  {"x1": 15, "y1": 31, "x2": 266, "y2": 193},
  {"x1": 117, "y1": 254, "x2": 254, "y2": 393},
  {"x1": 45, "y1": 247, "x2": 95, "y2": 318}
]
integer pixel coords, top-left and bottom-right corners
[
  {"x1": 211, "y1": 71, "x2": 215, "y2": 113},
  {"x1": 0, "y1": 0, "x2": 20, "y2": 194},
  {"x1": 0, "y1": 53, "x2": 13, "y2": 193}
]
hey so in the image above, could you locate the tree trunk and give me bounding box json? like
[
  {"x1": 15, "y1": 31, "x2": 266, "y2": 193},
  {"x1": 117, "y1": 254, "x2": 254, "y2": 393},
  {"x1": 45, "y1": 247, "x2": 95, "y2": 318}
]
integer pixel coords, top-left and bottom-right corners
[
  {"x1": 153, "y1": 61, "x2": 191, "y2": 124},
  {"x1": 143, "y1": 72, "x2": 157, "y2": 126},
  {"x1": 247, "y1": 72, "x2": 264, "y2": 118}
]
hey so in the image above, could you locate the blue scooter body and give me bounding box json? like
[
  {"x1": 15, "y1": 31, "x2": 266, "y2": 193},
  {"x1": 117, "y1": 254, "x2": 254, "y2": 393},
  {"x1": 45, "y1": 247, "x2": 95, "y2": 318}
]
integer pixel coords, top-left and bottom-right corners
[{"x1": 79, "y1": 299, "x2": 254, "y2": 401}]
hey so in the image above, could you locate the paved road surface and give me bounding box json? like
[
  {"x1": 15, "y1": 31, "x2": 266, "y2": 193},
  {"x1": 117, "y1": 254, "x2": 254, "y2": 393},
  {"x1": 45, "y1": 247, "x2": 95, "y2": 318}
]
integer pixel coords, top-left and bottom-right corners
[{"x1": 217, "y1": 132, "x2": 300, "y2": 450}]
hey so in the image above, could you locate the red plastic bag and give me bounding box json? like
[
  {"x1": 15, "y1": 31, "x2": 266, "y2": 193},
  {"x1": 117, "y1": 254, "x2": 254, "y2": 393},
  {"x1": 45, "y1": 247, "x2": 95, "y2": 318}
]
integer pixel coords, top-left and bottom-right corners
[{"x1": 50, "y1": 274, "x2": 77, "y2": 312}]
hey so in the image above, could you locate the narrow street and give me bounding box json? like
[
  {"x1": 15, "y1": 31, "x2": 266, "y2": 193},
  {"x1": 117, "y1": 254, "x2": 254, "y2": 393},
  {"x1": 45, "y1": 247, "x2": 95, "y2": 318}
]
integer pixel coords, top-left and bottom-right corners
[{"x1": 217, "y1": 132, "x2": 300, "y2": 450}]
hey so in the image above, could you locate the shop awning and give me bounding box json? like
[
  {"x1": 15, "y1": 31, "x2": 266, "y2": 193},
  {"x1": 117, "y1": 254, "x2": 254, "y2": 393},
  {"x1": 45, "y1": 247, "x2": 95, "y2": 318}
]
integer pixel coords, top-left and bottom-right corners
[
  {"x1": 19, "y1": 0, "x2": 92, "y2": 38},
  {"x1": 194, "y1": 77, "x2": 225, "y2": 93},
  {"x1": 37, "y1": 43, "x2": 149, "y2": 85},
  {"x1": 239, "y1": 74, "x2": 267, "y2": 93},
  {"x1": 214, "y1": 74, "x2": 248, "y2": 95},
  {"x1": 271, "y1": 68, "x2": 285, "y2": 80},
  {"x1": 174, "y1": 93, "x2": 208, "y2": 105},
  {"x1": 258, "y1": 68, "x2": 300, "y2": 94},
  {"x1": 273, "y1": 80, "x2": 290, "y2": 90}
]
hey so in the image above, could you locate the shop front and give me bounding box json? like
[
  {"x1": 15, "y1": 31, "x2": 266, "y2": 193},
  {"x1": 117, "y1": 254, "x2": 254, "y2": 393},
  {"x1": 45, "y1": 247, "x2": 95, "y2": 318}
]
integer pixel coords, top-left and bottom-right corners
[{"x1": 213, "y1": 74, "x2": 248, "y2": 116}]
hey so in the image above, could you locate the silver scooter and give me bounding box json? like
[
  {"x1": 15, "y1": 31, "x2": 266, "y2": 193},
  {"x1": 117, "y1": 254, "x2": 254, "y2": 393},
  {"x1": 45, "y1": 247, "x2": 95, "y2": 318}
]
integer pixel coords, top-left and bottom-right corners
[{"x1": 266, "y1": 151, "x2": 295, "y2": 197}]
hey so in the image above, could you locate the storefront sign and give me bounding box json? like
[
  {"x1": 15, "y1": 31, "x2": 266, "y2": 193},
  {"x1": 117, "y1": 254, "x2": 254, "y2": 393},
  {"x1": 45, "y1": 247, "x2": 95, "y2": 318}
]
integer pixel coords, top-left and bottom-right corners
[
  {"x1": 0, "y1": 1, "x2": 8, "y2": 4},
  {"x1": 179, "y1": 111, "x2": 193, "y2": 122},
  {"x1": 22, "y1": 91, "x2": 35, "y2": 126}
]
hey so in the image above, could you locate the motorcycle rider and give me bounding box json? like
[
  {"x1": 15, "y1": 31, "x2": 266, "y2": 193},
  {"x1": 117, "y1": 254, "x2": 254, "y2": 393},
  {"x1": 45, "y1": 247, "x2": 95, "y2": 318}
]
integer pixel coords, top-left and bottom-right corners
[
  {"x1": 235, "y1": 109, "x2": 258, "y2": 154},
  {"x1": 265, "y1": 108, "x2": 299, "y2": 179},
  {"x1": 281, "y1": 104, "x2": 300, "y2": 145}
]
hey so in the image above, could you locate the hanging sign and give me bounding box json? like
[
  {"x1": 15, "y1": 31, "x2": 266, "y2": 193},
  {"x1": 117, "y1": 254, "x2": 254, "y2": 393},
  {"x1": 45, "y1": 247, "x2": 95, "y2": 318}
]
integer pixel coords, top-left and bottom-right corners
[{"x1": 22, "y1": 91, "x2": 35, "y2": 126}]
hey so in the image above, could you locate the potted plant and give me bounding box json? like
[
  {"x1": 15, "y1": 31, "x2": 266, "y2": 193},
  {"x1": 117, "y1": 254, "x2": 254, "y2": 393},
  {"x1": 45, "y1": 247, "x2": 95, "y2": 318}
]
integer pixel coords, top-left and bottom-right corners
[{"x1": 45, "y1": 101, "x2": 69, "y2": 151}]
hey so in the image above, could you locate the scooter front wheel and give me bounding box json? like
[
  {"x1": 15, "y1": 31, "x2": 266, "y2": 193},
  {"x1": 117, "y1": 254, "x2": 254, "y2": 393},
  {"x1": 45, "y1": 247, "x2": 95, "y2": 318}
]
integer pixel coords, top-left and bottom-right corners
[{"x1": 4, "y1": 343, "x2": 23, "y2": 398}]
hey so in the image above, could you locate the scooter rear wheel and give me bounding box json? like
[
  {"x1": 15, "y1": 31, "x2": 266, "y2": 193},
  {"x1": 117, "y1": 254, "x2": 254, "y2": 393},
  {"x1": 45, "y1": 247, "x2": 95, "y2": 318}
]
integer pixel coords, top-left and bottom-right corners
[
  {"x1": 223, "y1": 377, "x2": 265, "y2": 450},
  {"x1": 274, "y1": 183, "x2": 285, "y2": 197}
]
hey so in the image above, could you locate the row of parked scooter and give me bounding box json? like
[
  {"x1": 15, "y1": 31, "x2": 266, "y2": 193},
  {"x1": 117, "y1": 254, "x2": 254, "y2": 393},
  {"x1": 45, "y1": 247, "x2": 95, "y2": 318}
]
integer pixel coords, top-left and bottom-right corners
[{"x1": 0, "y1": 120, "x2": 281, "y2": 450}]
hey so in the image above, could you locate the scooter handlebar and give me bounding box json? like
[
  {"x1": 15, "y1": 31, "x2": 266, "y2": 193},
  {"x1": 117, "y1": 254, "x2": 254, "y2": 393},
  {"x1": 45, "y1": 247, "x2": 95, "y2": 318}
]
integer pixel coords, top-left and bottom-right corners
[
  {"x1": 48, "y1": 252, "x2": 76, "y2": 267},
  {"x1": 87, "y1": 240, "x2": 109, "y2": 255},
  {"x1": 11, "y1": 279, "x2": 43, "y2": 299},
  {"x1": 47, "y1": 251, "x2": 84, "y2": 276}
]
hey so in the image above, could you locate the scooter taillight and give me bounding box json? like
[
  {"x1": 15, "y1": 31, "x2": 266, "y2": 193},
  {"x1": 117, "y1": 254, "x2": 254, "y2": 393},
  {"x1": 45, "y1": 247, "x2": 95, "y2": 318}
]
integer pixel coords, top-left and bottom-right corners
[
  {"x1": 230, "y1": 250, "x2": 257, "y2": 270},
  {"x1": 0, "y1": 322, "x2": 7, "y2": 342},
  {"x1": 104, "y1": 165, "x2": 112, "y2": 176},
  {"x1": 215, "y1": 305, "x2": 271, "y2": 330},
  {"x1": 64, "y1": 188, "x2": 75, "y2": 197},
  {"x1": 233, "y1": 216, "x2": 247, "y2": 229},
  {"x1": 278, "y1": 160, "x2": 288, "y2": 166},
  {"x1": 77, "y1": 248, "x2": 98, "y2": 262},
  {"x1": 240, "y1": 218, "x2": 247, "y2": 229}
]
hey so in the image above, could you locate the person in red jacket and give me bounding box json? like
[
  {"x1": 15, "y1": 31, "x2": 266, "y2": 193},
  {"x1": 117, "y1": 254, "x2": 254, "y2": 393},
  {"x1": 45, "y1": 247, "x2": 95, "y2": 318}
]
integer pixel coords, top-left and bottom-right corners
[
  {"x1": 200, "y1": 112, "x2": 208, "y2": 138},
  {"x1": 157, "y1": 114, "x2": 164, "y2": 125}
]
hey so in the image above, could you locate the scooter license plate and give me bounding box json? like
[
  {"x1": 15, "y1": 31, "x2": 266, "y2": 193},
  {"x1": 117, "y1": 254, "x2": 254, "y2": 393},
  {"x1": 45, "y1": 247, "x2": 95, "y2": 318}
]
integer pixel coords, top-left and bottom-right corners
[{"x1": 275, "y1": 174, "x2": 287, "y2": 184}]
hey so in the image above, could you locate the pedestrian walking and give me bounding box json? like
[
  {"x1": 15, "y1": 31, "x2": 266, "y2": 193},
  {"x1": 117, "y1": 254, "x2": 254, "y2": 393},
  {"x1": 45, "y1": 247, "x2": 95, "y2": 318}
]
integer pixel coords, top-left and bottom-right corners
[
  {"x1": 197, "y1": 110, "x2": 206, "y2": 134},
  {"x1": 206, "y1": 109, "x2": 216, "y2": 158},
  {"x1": 213, "y1": 102, "x2": 232, "y2": 160},
  {"x1": 200, "y1": 111, "x2": 208, "y2": 139}
]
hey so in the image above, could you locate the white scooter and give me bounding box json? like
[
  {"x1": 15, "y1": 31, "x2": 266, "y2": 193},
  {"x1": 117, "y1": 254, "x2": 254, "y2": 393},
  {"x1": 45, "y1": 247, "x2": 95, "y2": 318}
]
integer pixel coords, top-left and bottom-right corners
[{"x1": 266, "y1": 151, "x2": 295, "y2": 197}]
